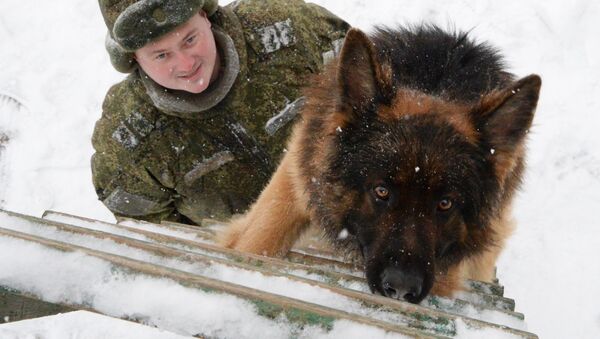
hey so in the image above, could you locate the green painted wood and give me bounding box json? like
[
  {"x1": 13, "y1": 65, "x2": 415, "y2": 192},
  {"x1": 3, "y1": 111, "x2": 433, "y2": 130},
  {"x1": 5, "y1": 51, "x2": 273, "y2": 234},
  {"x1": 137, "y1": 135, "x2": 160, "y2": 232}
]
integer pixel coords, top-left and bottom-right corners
[
  {"x1": 42, "y1": 210, "x2": 524, "y2": 320},
  {"x1": 0, "y1": 287, "x2": 75, "y2": 323},
  {"x1": 44, "y1": 210, "x2": 518, "y2": 317},
  {"x1": 21, "y1": 209, "x2": 538, "y2": 338},
  {"x1": 21, "y1": 214, "x2": 493, "y2": 336},
  {"x1": 0, "y1": 226, "x2": 441, "y2": 338}
]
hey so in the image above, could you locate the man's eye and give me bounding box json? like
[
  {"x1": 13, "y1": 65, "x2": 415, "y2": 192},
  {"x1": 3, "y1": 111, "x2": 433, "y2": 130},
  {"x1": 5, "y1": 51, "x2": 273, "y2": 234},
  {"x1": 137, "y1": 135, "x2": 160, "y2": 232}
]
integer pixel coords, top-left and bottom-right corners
[
  {"x1": 186, "y1": 36, "x2": 196, "y2": 45},
  {"x1": 155, "y1": 53, "x2": 167, "y2": 60}
]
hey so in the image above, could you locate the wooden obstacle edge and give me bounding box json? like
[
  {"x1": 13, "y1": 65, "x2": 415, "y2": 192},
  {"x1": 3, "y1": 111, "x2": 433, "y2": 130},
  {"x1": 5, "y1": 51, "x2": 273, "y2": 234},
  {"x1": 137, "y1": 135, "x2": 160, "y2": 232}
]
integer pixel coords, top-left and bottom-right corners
[
  {"x1": 122, "y1": 214, "x2": 515, "y2": 313},
  {"x1": 47, "y1": 211, "x2": 522, "y2": 318},
  {"x1": 0, "y1": 226, "x2": 440, "y2": 338},
  {"x1": 22, "y1": 209, "x2": 536, "y2": 337}
]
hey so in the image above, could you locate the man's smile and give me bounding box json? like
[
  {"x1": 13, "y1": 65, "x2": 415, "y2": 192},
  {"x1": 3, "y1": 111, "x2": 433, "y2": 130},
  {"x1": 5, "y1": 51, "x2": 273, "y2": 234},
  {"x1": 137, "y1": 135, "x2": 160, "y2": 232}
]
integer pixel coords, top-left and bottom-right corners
[{"x1": 178, "y1": 63, "x2": 202, "y2": 81}]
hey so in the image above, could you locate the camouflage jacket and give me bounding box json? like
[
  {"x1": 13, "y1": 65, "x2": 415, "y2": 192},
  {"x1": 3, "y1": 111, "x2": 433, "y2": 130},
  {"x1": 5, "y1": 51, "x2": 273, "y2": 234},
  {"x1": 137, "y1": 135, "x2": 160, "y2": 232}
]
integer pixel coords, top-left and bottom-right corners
[{"x1": 92, "y1": 0, "x2": 349, "y2": 224}]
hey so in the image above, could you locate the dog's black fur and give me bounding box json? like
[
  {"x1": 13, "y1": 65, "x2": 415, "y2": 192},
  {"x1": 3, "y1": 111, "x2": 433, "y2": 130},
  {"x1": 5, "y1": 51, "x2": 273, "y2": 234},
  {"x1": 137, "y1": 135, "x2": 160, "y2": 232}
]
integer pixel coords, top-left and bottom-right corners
[{"x1": 222, "y1": 24, "x2": 541, "y2": 303}]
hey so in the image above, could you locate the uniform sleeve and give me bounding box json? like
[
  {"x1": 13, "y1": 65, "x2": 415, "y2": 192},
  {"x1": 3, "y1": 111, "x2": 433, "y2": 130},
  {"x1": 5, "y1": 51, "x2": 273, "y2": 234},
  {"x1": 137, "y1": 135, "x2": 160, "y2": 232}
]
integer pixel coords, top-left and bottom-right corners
[{"x1": 91, "y1": 81, "x2": 176, "y2": 223}]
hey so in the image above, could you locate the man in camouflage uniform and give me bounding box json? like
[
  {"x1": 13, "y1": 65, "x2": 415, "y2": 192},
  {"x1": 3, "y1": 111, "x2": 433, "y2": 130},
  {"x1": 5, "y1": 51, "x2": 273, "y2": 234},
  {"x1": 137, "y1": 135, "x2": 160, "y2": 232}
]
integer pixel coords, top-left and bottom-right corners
[{"x1": 92, "y1": 0, "x2": 349, "y2": 225}]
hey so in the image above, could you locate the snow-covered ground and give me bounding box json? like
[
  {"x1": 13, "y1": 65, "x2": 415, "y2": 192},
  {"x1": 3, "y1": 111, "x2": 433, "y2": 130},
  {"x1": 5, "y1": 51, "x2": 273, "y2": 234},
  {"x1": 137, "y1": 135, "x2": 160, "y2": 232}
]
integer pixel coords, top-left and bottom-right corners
[
  {"x1": 0, "y1": 311, "x2": 194, "y2": 339},
  {"x1": 0, "y1": 0, "x2": 599, "y2": 338}
]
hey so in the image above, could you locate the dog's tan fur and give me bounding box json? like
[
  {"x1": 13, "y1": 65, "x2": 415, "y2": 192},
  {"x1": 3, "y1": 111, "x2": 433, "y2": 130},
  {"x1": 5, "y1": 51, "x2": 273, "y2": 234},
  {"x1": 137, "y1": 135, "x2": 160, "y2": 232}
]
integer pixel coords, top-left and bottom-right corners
[
  {"x1": 218, "y1": 102, "x2": 517, "y2": 293},
  {"x1": 218, "y1": 144, "x2": 310, "y2": 257}
]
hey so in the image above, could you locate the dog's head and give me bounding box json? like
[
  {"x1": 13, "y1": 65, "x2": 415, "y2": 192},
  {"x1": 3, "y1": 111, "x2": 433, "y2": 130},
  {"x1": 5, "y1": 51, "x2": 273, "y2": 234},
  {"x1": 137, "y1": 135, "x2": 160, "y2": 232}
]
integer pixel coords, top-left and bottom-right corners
[{"x1": 321, "y1": 28, "x2": 541, "y2": 303}]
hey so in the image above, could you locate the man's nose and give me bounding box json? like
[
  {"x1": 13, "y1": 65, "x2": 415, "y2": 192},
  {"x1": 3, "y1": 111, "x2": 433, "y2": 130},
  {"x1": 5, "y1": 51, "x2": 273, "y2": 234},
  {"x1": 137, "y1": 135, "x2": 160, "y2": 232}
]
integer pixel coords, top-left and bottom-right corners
[{"x1": 174, "y1": 51, "x2": 195, "y2": 72}]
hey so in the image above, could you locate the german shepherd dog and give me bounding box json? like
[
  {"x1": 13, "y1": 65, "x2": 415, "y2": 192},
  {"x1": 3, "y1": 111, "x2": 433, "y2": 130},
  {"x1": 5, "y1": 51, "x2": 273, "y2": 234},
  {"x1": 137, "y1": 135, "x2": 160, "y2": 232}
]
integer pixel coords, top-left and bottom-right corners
[{"x1": 219, "y1": 25, "x2": 541, "y2": 303}]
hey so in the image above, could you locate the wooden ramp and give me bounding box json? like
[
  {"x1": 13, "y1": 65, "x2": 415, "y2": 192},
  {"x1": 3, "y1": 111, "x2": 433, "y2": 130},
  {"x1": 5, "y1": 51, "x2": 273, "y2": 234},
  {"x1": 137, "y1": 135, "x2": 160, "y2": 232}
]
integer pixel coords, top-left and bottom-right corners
[{"x1": 0, "y1": 209, "x2": 537, "y2": 338}]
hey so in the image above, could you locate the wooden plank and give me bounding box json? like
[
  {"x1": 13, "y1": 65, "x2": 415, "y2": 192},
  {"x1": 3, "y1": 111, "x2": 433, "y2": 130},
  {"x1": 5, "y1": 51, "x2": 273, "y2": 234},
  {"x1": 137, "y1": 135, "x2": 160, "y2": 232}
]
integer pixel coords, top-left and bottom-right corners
[
  {"x1": 121, "y1": 213, "x2": 507, "y2": 298},
  {"x1": 68, "y1": 212, "x2": 508, "y2": 301},
  {"x1": 170, "y1": 215, "x2": 506, "y2": 298},
  {"x1": 284, "y1": 249, "x2": 506, "y2": 299},
  {"x1": 42, "y1": 210, "x2": 521, "y2": 318},
  {"x1": 0, "y1": 287, "x2": 75, "y2": 324},
  {"x1": 161, "y1": 220, "x2": 216, "y2": 236},
  {"x1": 46, "y1": 213, "x2": 508, "y2": 299},
  {"x1": 36, "y1": 211, "x2": 531, "y2": 335},
  {"x1": 120, "y1": 216, "x2": 515, "y2": 313},
  {"x1": 21, "y1": 212, "x2": 521, "y2": 337},
  {"x1": 0, "y1": 227, "x2": 440, "y2": 338},
  {"x1": 466, "y1": 280, "x2": 504, "y2": 297}
]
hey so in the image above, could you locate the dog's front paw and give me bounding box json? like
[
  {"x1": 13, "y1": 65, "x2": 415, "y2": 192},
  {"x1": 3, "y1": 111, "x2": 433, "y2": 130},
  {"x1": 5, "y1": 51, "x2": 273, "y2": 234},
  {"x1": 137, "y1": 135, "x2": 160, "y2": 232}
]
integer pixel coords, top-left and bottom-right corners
[{"x1": 216, "y1": 216, "x2": 249, "y2": 249}]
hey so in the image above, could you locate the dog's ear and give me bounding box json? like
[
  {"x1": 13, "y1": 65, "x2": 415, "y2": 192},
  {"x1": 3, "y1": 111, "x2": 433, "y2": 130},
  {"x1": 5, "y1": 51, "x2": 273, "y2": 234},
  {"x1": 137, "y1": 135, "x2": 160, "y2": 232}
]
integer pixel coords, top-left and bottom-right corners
[
  {"x1": 476, "y1": 74, "x2": 541, "y2": 153},
  {"x1": 337, "y1": 28, "x2": 392, "y2": 120}
]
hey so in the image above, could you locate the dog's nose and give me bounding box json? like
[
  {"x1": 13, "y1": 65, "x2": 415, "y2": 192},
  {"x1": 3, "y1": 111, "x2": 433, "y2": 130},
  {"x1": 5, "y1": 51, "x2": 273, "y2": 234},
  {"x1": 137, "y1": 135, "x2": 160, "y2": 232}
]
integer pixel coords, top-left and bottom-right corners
[{"x1": 381, "y1": 267, "x2": 424, "y2": 303}]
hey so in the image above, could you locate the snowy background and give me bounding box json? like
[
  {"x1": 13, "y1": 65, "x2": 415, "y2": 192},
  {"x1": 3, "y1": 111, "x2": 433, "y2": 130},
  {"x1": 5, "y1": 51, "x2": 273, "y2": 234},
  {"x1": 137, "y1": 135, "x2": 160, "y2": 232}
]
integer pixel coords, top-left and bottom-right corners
[{"x1": 0, "y1": 0, "x2": 599, "y2": 338}]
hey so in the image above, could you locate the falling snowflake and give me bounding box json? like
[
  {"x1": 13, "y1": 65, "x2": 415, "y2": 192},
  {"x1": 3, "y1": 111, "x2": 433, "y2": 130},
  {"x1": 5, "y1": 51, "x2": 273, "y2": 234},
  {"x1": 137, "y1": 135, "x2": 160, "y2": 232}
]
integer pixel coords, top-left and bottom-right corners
[{"x1": 337, "y1": 228, "x2": 349, "y2": 240}]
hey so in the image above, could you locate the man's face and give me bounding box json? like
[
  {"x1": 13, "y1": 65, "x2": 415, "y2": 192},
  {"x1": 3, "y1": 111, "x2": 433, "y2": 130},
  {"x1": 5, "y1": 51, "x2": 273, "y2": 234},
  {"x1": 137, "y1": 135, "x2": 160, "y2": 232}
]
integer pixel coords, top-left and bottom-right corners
[{"x1": 134, "y1": 12, "x2": 218, "y2": 93}]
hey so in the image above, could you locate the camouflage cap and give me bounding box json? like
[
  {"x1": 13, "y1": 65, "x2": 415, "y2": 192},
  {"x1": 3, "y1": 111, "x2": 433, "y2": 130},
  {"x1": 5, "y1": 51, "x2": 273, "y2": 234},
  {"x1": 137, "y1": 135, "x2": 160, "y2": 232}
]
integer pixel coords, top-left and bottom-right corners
[{"x1": 99, "y1": 0, "x2": 219, "y2": 73}]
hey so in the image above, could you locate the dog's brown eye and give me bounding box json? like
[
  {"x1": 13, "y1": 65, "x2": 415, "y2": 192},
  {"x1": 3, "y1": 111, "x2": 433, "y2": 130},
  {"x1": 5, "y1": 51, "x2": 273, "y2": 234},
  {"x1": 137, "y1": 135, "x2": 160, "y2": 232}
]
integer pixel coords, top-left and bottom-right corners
[
  {"x1": 438, "y1": 198, "x2": 453, "y2": 211},
  {"x1": 374, "y1": 186, "x2": 390, "y2": 200}
]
